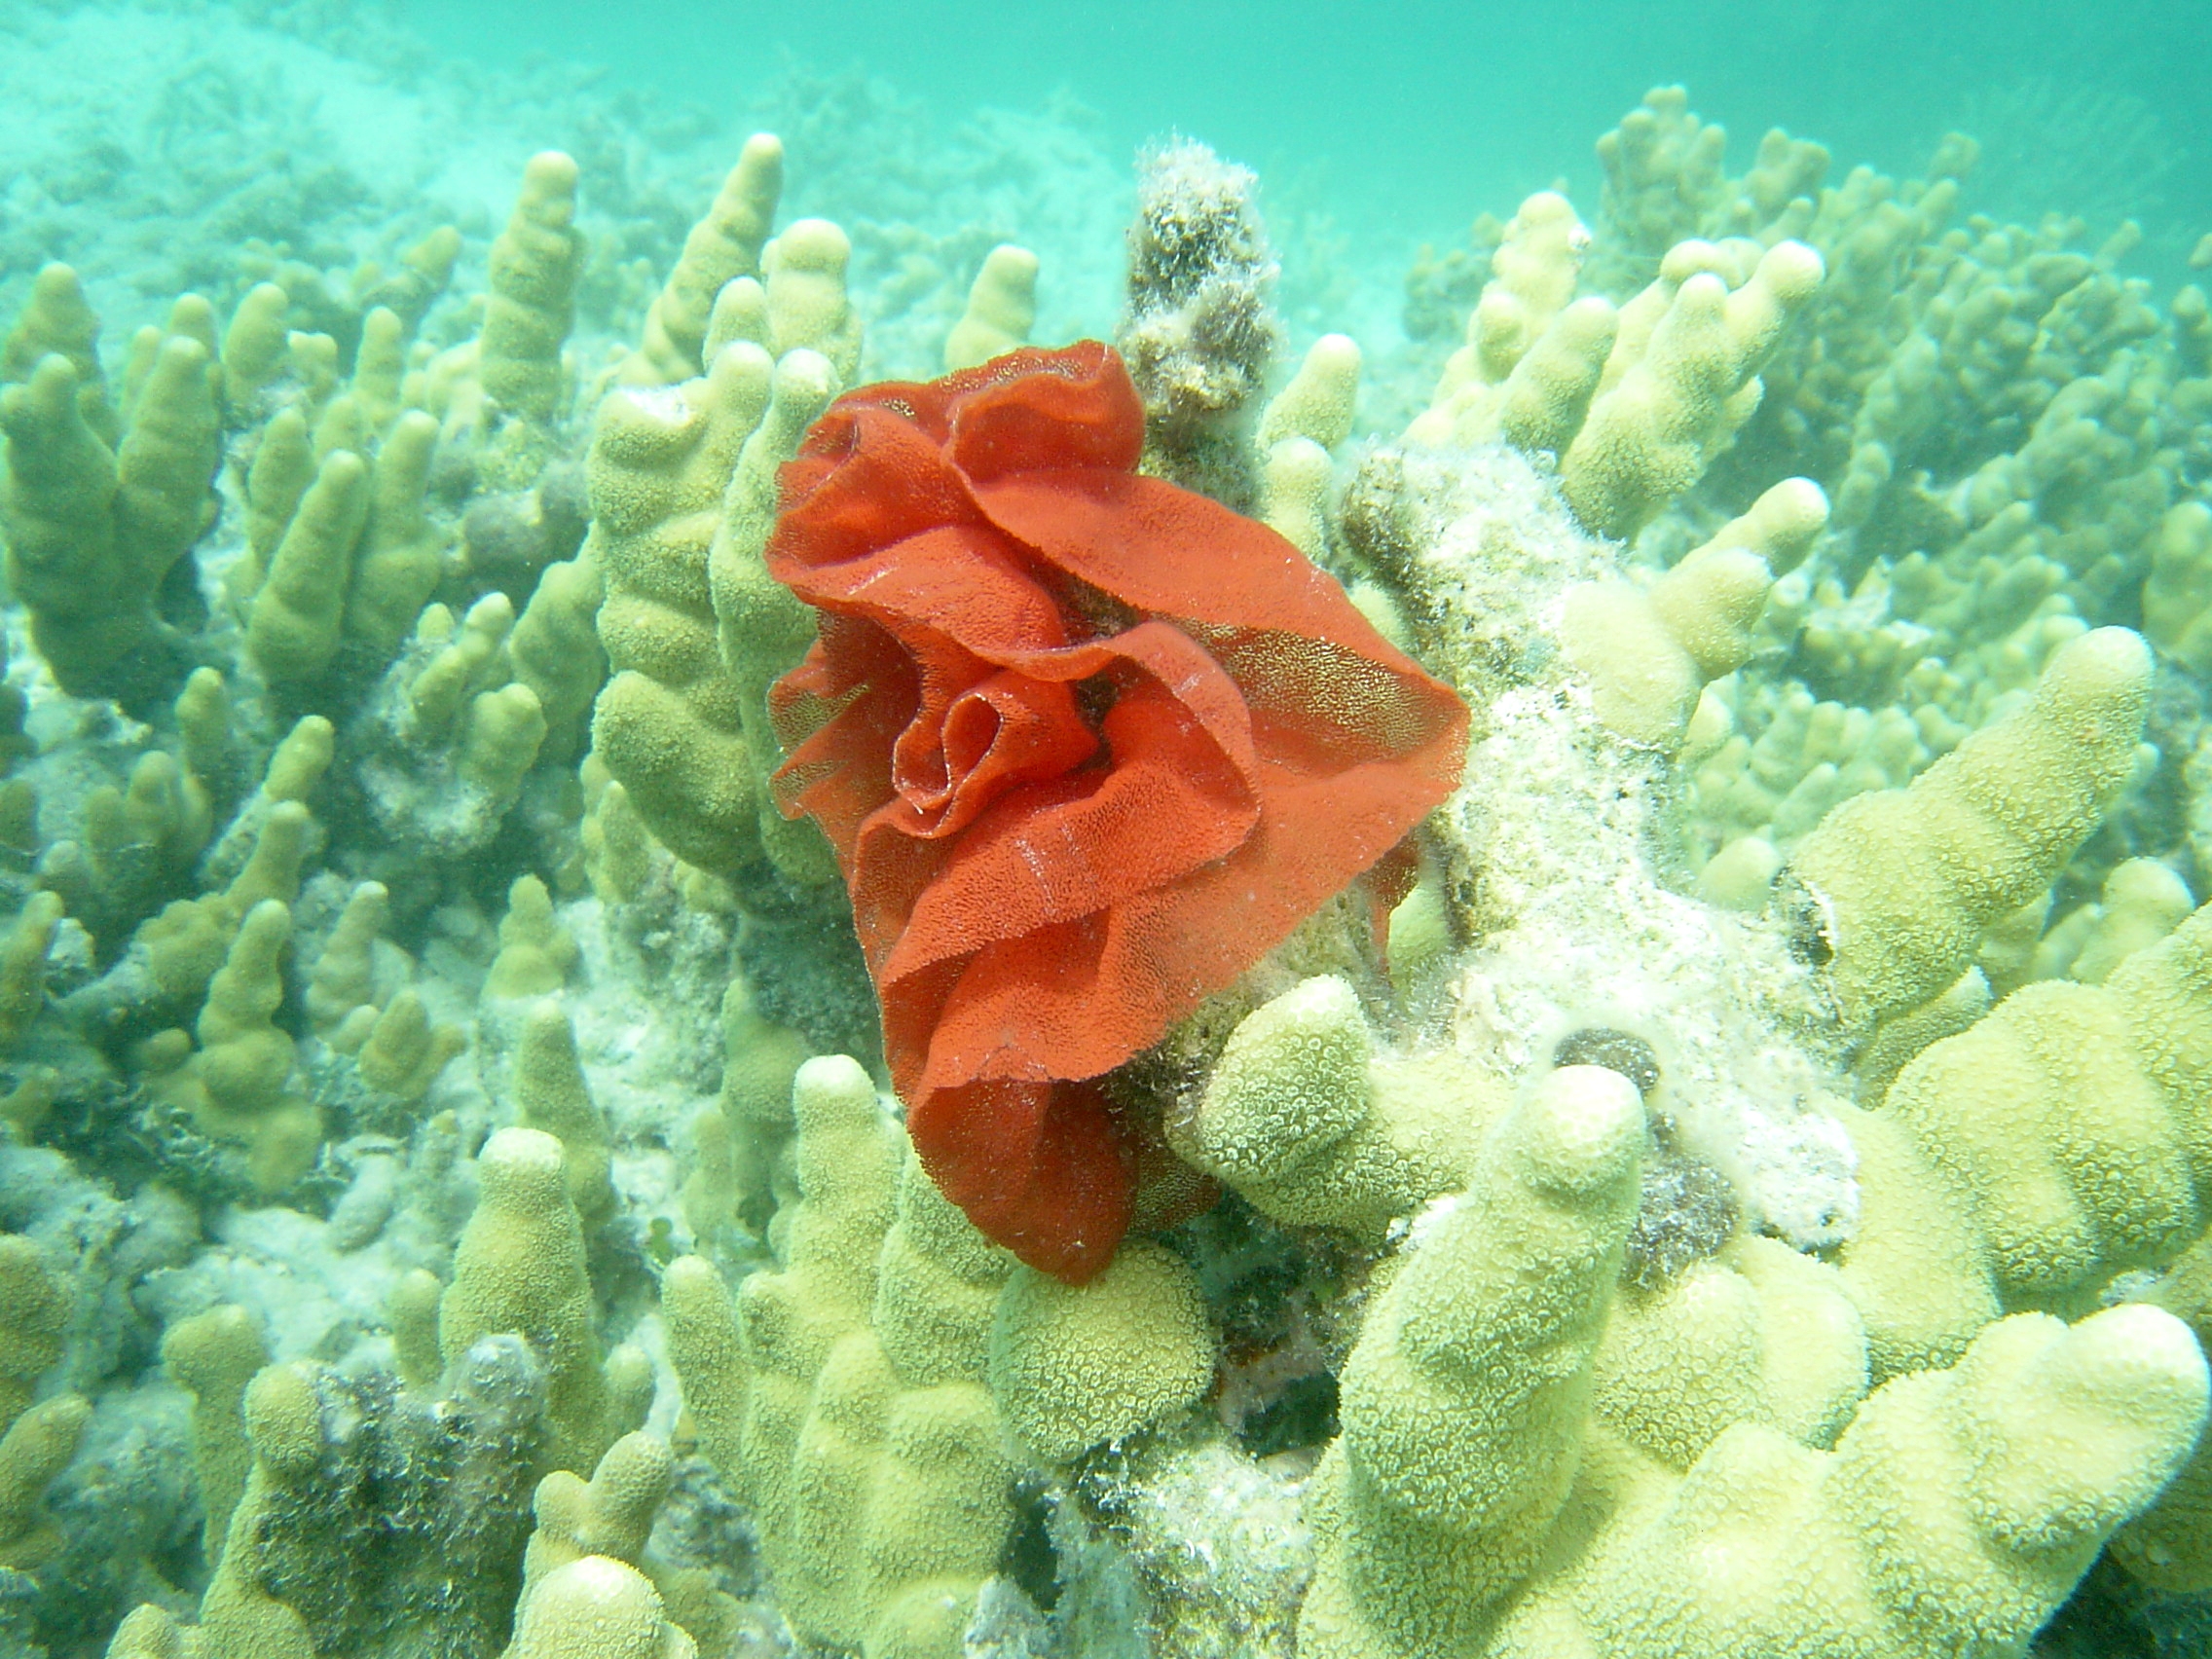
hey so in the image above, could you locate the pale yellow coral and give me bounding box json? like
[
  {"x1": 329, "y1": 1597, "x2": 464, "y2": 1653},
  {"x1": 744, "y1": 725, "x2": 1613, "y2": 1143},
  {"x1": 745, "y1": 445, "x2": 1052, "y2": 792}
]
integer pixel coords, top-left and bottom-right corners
[
  {"x1": 519, "y1": 1431, "x2": 673, "y2": 1596},
  {"x1": 1406, "y1": 193, "x2": 1607, "y2": 453},
  {"x1": 1295, "y1": 1060, "x2": 2209, "y2": 1659},
  {"x1": 0, "y1": 1235, "x2": 69, "y2": 1429},
  {"x1": 481, "y1": 152, "x2": 583, "y2": 422},
  {"x1": 1168, "y1": 974, "x2": 1500, "y2": 1238},
  {"x1": 510, "y1": 549, "x2": 609, "y2": 756},
  {"x1": 586, "y1": 344, "x2": 777, "y2": 874},
  {"x1": 239, "y1": 404, "x2": 444, "y2": 686},
  {"x1": 3, "y1": 264, "x2": 105, "y2": 400},
  {"x1": 1299, "y1": 1065, "x2": 1646, "y2": 1659},
  {"x1": 305, "y1": 880, "x2": 389, "y2": 1045},
  {"x1": 1254, "y1": 333, "x2": 1363, "y2": 561},
  {"x1": 0, "y1": 891, "x2": 63, "y2": 1051},
  {"x1": 987, "y1": 1241, "x2": 1213, "y2": 1462},
  {"x1": 623, "y1": 133, "x2": 785, "y2": 388},
  {"x1": 761, "y1": 219, "x2": 862, "y2": 383},
  {"x1": 1490, "y1": 1307, "x2": 2206, "y2": 1659},
  {"x1": 1786, "y1": 626, "x2": 2152, "y2": 1029},
  {"x1": 662, "y1": 1057, "x2": 1018, "y2": 1659},
  {"x1": 2143, "y1": 499, "x2": 2212, "y2": 676},
  {"x1": 680, "y1": 971, "x2": 808, "y2": 1241},
  {"x1": 1872, "y1": 903, "x2": 2212, "y2": 1315},
  {"x1": 941, "y1": 244, "x2": 1039, "y2": 372},
  {"x1": 1560, "y1": 477, "x2": 1827, "y2": 748},
  {"x1": 161, "y1": 1305, "x2": 267, "y2": 1566},
  {"x1": 1560, "y1": 238, "x2": 1825, "y2": 538},
  {"x1": 706, "y1": 346, "x2": 839, "y2": 884},
  {"x1": 355, "y1": 989, "x2": 467, "y2": 1102},
  {"x1": 503, "y1": 1555, "x2": 696, "y2": 1659},
  {"x1": 0, "y1": 1393, "x2": 91, "y2": 1568},
  {"x1": 155, "y1": 899, "x2": 321, "y2": 1192},
  {"x1": 2111, "y1": 1230, "x2": 2212, "y2": 1590},
  {"x1": 512, "y1": 1001, "x2": 613, "y2": 1229},
  {"x1": 1, "y1": 292, "x2": 220, "y2": 694},
  {"x1": 485, "y1": 873, "x2": 579, "y2": 999},
  {"x1": 2031, "y1": 856, "x2": 2194, "y2": 985},
  {"x1": 195, "y1": 1361, "x2": 325, "y2": 1657},
  {"x1": 440, "y1": 1126, "x2": 631, "y2": 1473},
  {"x1": 219, "y1": 281, "x2": 290, "y2": 411}
]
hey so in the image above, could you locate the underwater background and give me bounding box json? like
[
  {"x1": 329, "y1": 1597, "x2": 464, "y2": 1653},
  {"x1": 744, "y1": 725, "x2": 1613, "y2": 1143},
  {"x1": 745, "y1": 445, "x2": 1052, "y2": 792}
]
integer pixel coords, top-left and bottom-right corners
[
  {"x1": 2, "y1": 1, "x2": 2212, "y2": 1656},
  {"x1": 409, "y1": 0, "x2": 2212, "y2": 275}
]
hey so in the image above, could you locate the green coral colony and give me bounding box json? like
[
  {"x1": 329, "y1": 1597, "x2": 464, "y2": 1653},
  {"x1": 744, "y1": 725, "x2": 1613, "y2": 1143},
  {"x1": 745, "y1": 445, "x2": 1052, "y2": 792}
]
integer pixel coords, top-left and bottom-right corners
[{"x1": 0, "y1": 72, "x2": 2208, "y2": 1659}]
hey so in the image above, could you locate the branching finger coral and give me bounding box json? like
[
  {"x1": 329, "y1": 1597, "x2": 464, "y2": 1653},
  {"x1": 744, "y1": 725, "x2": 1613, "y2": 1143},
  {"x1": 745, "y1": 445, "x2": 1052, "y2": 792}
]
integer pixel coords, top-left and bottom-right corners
[
  {"x1": 1783, "y1": 625, "x2": 2153, "y2": 1029},
  {"x1": 663, "y1": 1056, "x2": 1021, "y2": 1659},
  {"x1": 1, "y1": 276, "x2": 221, "y2": 705}
]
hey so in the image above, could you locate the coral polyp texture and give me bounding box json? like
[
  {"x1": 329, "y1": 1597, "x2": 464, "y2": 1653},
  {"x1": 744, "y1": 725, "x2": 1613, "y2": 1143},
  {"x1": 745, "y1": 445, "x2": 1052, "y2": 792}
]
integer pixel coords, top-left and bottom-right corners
[{"x1": 0, "y1": 31, "x2": 2206, "y2": 1659}]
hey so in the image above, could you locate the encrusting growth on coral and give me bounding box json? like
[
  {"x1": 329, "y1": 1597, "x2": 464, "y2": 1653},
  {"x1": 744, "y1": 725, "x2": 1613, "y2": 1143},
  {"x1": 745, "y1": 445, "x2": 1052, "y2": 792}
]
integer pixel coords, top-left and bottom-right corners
[{"x1": 1119, "y1": 138, "x2": 1281, "y2": 504}]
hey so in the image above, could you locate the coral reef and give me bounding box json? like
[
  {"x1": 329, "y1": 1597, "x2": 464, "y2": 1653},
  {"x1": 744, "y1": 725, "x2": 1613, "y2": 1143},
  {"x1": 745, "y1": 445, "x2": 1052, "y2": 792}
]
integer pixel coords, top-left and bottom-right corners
[{"x1": 0, "y1": 28, "x2": 2204, "y2": 1659}]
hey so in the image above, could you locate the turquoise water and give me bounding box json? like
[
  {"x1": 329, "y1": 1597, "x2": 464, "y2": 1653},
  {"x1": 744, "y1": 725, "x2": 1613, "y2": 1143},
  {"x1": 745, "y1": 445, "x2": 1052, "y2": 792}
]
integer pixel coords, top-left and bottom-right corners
[{"x1": 408, "y1": 0, "x2": 2212, "y2": 271}]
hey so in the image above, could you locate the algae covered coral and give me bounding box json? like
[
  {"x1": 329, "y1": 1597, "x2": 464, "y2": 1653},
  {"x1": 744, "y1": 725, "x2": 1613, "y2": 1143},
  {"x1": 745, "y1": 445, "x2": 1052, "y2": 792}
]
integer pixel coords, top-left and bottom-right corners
[{"x1": 0, "y1": 5, "x2": 2210, "y2": 1656}]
